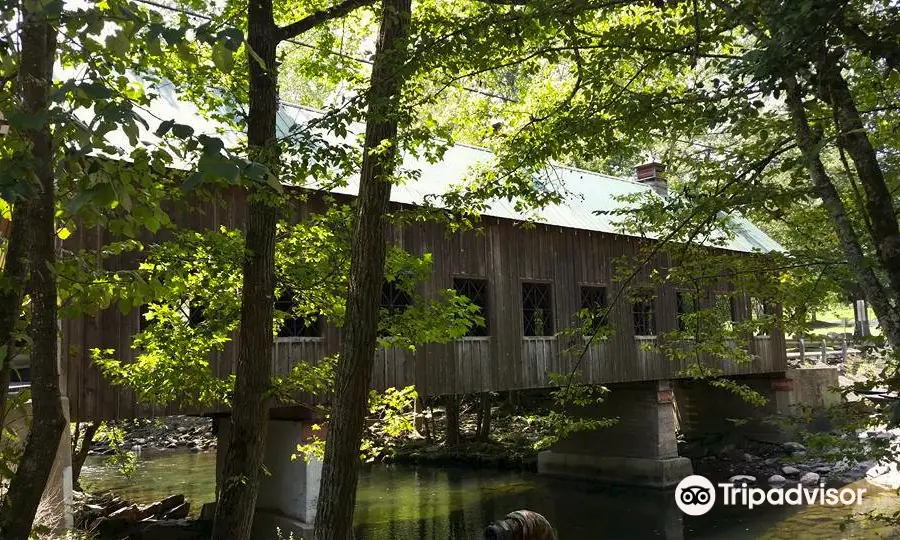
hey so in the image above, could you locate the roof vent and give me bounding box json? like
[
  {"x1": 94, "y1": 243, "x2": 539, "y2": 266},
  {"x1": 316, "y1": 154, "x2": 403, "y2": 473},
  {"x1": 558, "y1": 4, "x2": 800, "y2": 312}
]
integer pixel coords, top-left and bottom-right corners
[{"x1": 635, "y1": 161, "x2": 667, "y2": 196}]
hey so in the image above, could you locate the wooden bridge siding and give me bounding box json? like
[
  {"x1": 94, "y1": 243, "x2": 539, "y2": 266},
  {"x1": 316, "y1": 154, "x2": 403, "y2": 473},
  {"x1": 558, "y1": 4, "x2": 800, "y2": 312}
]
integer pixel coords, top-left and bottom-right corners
[{"x1": 63, "y1": 188, "x2": 787, "y2": 420}]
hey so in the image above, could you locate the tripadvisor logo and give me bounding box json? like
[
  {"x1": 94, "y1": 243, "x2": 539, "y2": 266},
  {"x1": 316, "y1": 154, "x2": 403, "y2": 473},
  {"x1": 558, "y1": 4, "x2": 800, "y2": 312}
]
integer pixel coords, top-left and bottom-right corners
[{"x1": 675, "y1": 474, "x2": 866, "y2": 516}]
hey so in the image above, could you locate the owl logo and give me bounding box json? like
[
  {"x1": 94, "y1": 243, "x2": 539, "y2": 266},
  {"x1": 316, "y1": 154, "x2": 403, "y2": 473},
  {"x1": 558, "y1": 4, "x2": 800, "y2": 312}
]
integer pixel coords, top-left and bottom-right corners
[
  {"x1": 679, "y1": 485, "x2": 712, "y2": 505},
  {"x1": 675, "y1": 475, "x2": 717, "y2": 516}
]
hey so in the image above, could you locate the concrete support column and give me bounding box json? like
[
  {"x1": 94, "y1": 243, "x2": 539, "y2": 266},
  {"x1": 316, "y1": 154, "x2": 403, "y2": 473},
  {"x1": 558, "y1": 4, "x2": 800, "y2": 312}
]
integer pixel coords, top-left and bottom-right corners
[
  {"x1": 216, "y1": 417, "x2": 321, "y2": 539},
  {"x1": 676, "y1": 374, "x2": 795, "y2": 444},
  {"x1": 537, "y1": 380, "x2": 692, "y2": 488}
]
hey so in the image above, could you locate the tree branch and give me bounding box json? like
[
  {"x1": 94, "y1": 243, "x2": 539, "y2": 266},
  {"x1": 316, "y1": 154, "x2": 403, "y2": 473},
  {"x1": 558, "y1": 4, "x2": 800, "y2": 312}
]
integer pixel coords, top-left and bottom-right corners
[{"x1": 276, "y1": 0, "x2": 377, "y2": 42}]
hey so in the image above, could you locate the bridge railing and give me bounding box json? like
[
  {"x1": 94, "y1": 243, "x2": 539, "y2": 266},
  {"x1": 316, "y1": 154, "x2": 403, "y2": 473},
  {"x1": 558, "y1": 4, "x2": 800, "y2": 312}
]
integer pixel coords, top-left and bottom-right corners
[{"x1": 785, "y1": 336, "x2": 858, "y2": 363}]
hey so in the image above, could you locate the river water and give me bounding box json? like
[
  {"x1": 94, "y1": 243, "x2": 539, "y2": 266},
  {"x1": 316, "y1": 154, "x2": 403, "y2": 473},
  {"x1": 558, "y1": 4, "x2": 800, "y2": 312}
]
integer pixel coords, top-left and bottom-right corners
[{"x1": 81, "y1": 451, "x2": 900, "y2": 539}]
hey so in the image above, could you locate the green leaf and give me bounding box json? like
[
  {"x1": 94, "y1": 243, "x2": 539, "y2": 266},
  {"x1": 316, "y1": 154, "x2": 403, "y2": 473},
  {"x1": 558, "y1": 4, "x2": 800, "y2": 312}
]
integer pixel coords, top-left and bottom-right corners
[
  {"x1": 219, "y1": 27, "x2": 244, "y2": 51},
  {"x1": 104, "y1": 31, "x2": 130, "y2": 58},
  {"x1": 265, "y1": 174, "x2": 284, "y2": 194},
  {"x1": 181, "y1": 171, "x2": 204, "y2": 192},
  {"x1": 171, "y1": 124, "x2": 195, "y2": 139},
  {"x1": 81, "y1": 82, "x2": 113, "y2": 100},
  {"x1": 243, "y1": 162, "x2": 268, "y2": 181},
  {"x1": 66, "y1": 189, "x2": 95, "y2": 215},
  {"x1": 198, "y1": 134, "x2": 225, "y2": 155},
  {"x1": 155, "y1": 119, "x2": 175, "y2": 137},
  {"x1": 211, "y1": 41, "x2": 234, "y2": 74}
]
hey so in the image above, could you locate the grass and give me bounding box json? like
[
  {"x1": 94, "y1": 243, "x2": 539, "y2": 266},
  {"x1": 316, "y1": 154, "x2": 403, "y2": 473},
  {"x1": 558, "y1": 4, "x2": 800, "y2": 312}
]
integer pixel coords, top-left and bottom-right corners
[{"x1": 807, "y1": 303, "x2": 880, "y2": 337}]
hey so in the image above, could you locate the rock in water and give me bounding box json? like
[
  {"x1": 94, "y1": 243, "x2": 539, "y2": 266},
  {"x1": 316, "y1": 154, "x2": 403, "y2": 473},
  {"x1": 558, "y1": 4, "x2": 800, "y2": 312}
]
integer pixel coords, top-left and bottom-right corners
[
  {"x1": 164, "y1": 502, "x2": 191, "y2": 520},
  {"x1": 729, "y1": 475, "x2": 756, "y2": 484},
  {"x1": 781, "y1": 466, "x2": 801, "y2": 476},
  {"x1": 783, "y1": 441, "x2": 806, "y2": 453},
  {"x1": 800, "y1": 472, "x2": 821, "y2": 486},
  {"x1": 157, "y1": 494, "x2": 186, "y2": 517},
  {"x1": 768, "y1": 474, "x2": 787, "y2": 485}
]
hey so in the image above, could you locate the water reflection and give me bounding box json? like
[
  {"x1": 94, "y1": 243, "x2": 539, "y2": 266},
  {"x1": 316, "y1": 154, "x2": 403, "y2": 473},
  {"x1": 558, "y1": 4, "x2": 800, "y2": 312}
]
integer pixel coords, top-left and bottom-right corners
[
  {"x1": 354, "y1": 468, "x2": 685, "y2": 539},
  {"x1": 81, "y1": 452, "x2": 899, "y2": 539}
]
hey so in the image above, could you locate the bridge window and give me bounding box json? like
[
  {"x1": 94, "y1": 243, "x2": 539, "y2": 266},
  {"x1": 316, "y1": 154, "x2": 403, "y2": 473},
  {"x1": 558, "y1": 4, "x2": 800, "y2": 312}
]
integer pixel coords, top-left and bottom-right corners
[
  {"x1": 580, "y1": 285, "x2": 608, "y2": 335},
  {"x1": 275, "y1": 291, "x2": 323, "y2": 338},
  {"x1": 522, "y1": 282, "x2": 554, "y2": 336},
  {"x1": 453, "y1": 278, "x2": 489, "y2": 337},
  {"x1": 138, "y1": 301, "x2": 204, "y2": 330},
  {"x1": 632, "y1": 297, "x2": 656, "y2": 337},
  {"x1": 187, "y1": 303, "x2": 206, "y2": 327},
  {"x1": 676, "y1": 291, "x2": 698, "y2": 332},
  {"x1": 750, "y1": 297, "x2": 777, "y2": 336},
  {"x1": 714, "y1": 294, "x2": 737, "y2": 330},
  {"x1": 750, "y1": 297, "x2": 777, "y2": 319},
  {"x1": 381, "y1": 281, "x2": 412, "y2": 314}
]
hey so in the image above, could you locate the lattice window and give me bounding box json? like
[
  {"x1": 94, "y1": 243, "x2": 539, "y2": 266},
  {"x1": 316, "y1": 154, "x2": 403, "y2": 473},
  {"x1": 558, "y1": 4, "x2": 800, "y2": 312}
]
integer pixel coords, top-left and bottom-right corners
[
  {"x1": 632, "y1": 297, "x2": 656, "y2": 336},
  {"x1": 676, "y1": 291, "x2": 698, "y2": 332},
  {"x1": 381, "y1": 281, "x2": 412, "y2": 314},
  {"x1": 580, "y1": 285, "x2": 608, "y2": 335},
  {"x1": 275, "y1": 291, "x2": 323, "y2": 338},
  {"x1": 138, "y1": 301, "x2": 204, "y2": 330},
  {"x1": 187, "y1": 303, "x2": 206, "y2": 327},
  {"x1": 522, "y1": 282, "x2": 554, "y2": 336},
  {"x1": 453, "y1": 278, "x2": 489, "y2": 336}
]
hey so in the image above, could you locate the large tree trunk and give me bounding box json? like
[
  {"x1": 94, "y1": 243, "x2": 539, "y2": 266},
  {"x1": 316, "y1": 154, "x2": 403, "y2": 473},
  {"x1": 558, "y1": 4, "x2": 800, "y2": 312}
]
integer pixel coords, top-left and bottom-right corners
[
  {"x1": 314, "y1": 1, "x2": 411, "y2": 537},
  {"x1": 0, "y1": 4, "x2": 67, "y2": 535},
  {"x1": 816, "y1": 56, "x2": 900, "y2": 308},
  {"x1": 0, "y1": 200, "x2": 33, "y2": 421},
  {"x1": 782, "y1": 74, "x2": 900, "y2": 346},
  {"x1": 210, "y1": 0, "x2": 278, "y2": 538}
]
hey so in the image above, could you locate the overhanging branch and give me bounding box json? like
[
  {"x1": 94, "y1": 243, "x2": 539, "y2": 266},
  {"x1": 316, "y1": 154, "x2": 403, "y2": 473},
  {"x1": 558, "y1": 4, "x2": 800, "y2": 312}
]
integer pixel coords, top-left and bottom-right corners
[{"x1": 276, "y1": 0, "x2": 377, "y2": 42}]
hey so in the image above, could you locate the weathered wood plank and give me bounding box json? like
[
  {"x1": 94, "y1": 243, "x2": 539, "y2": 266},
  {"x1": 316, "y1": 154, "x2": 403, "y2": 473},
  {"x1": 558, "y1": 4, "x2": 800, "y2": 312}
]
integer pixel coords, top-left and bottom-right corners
[{"x1": 63, "y1": 187, "x2": 788, "y2": 420}]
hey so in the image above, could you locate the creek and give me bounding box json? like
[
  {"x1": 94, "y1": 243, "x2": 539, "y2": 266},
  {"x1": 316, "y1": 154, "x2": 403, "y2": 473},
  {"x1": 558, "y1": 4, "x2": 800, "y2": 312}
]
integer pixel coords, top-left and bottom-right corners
[{"x1": 80, "y1": 451, "x2": 900, "y2": 539}]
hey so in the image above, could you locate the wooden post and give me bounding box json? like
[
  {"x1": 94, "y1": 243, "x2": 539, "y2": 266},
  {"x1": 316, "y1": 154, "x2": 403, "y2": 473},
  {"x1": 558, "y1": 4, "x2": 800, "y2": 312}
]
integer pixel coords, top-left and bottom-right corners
[{"x1": 799, "y1": 338, "x2": 805, "y2": 362}]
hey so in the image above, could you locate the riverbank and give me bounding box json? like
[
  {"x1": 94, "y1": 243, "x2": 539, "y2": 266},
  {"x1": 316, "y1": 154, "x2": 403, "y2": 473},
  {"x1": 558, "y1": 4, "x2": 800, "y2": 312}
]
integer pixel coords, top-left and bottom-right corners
[
  {"x1": 97, "y1": 406, "x2": 883, "y2": 488},
  {"x1": 89, "y1": 416, "x2": 216, "y2": 456}
]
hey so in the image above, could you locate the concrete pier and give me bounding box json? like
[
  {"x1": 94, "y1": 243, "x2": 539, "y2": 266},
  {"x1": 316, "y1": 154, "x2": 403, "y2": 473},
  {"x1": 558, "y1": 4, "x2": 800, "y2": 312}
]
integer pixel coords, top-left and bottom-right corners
[
  {"x1": 538, "y1": 380, "x2": 692, "y2": 488},
  {"x1": 216, "y1": 416, "x2": 321, "y2": 539},
  {"x1": 676, "y1": 374, "x2": 795, "y2": 443}
]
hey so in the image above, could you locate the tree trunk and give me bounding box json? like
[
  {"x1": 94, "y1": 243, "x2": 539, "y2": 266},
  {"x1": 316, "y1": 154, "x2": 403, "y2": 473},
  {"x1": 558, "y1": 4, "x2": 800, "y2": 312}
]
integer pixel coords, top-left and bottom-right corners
[
  {"x1": 71, "y1": 422, "x2": 99, "y2": 490},
  {"x1": 445, "y1": 395, "x2": 460, "y2": 446},
  {"x1": 314, "y1": 1, "x2": 411, "y2": 537},
  {"x1": 0, "y1": 200, "x2": 33, "y2": 421},
  {"x1": 816, "y1": 56, "x2": 900, "y2": 310},
  {"x1": 210, "y1": 0, "x2": 278, "y2": 538},
  {"x1": 0, "y1": 5, "x2": 67, "y2": 535},
  {"x1": 782, "y1": 74, "x2": 900, "y2": 347}
]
